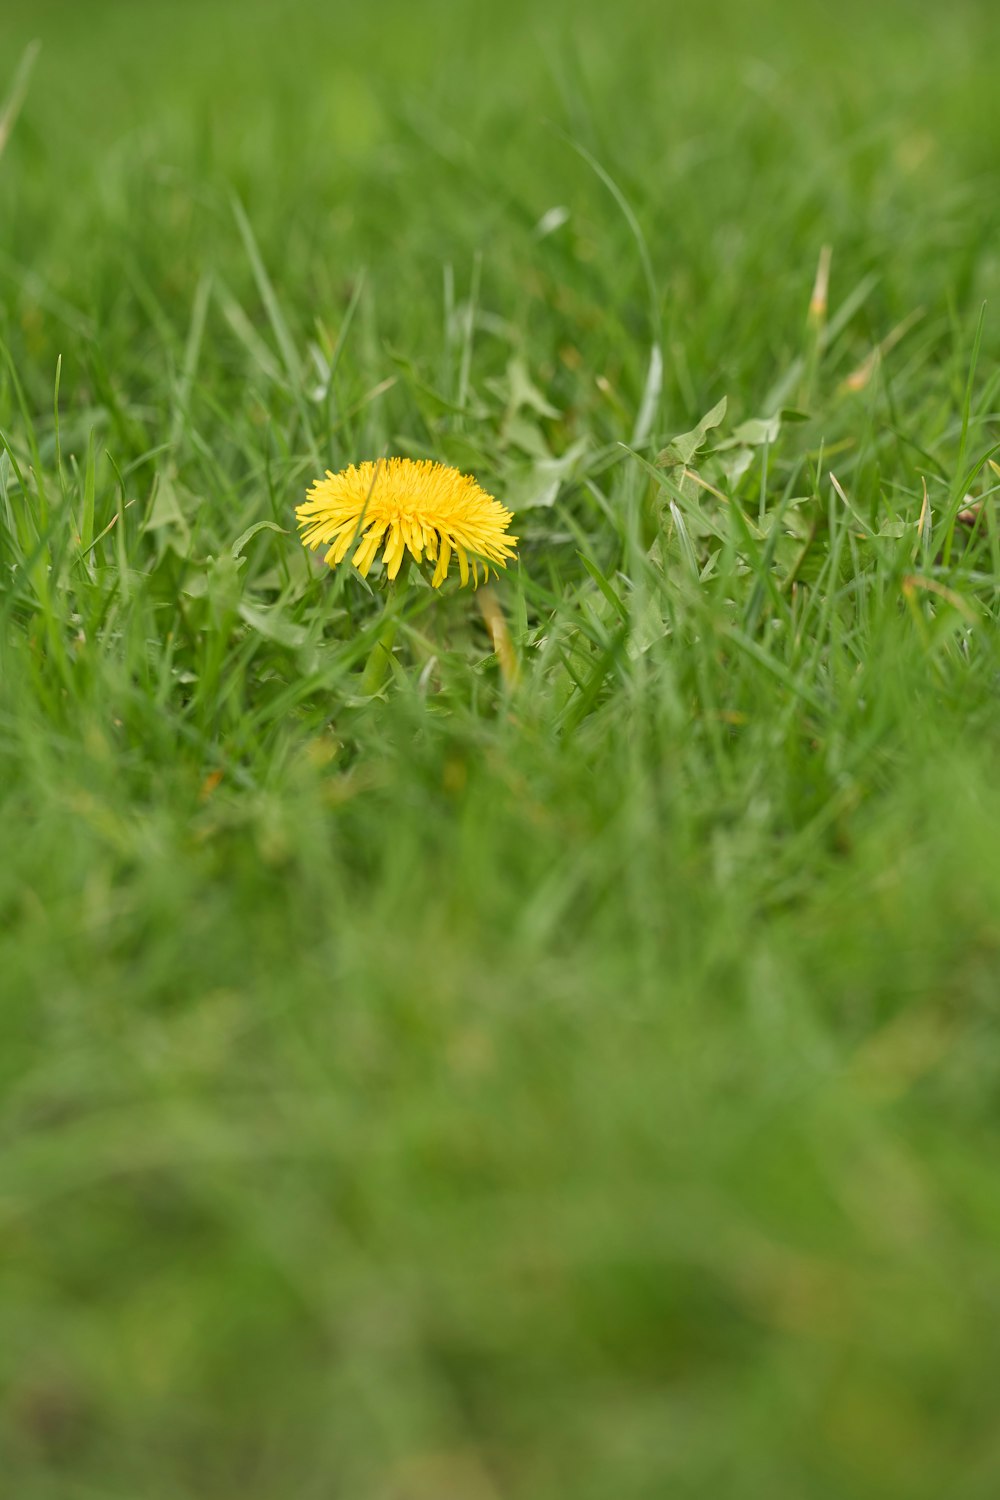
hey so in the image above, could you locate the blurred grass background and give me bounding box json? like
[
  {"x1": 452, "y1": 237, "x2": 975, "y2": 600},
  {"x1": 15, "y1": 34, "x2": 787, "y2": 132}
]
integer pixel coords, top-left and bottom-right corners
[{"x1": 3, "y1": 0, "x2": 1000, "y2": 1496}]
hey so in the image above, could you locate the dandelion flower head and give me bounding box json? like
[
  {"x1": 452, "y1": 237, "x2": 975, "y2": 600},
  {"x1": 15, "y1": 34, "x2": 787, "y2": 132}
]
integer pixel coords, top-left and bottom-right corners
[{"x1": 297, "y1": 458, "x2": 518, "y2": 588}]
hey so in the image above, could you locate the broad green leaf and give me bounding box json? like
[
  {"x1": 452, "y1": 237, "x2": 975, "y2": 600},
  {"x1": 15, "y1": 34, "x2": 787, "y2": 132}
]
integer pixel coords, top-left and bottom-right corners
[
  {"x1": 232, "y1": 520, "x2": 289, "y2": 559},
  {"x1": 238, "y1": 601, "x2": 309, "y2": 648},
  {"x1": 656, "y1": 396, "x2": 727, "y2": 467}
]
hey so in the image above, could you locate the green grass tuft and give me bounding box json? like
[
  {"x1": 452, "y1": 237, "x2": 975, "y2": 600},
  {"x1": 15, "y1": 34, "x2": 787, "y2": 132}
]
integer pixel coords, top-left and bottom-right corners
[{"x1": 3, "y1": 0, "x2": 1000, "y2": 1495}]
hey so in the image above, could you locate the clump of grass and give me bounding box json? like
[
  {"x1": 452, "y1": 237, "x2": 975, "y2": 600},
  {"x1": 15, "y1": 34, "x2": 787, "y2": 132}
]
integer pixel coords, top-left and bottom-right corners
[{"x1": 2, "y1": 0, "x2": 1000, "y2": 1497}]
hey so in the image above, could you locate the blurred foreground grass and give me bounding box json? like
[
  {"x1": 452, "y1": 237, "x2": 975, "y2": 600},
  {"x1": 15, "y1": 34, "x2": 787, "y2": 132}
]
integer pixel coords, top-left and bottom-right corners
[{"x1": 3, "y1": 0, "x2": 1000, "y2": 1495}]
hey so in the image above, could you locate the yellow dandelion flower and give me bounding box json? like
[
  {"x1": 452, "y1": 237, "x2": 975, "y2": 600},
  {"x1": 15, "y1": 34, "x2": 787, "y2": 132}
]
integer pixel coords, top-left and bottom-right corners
[{"x1": 296, "y1": 458, "x2": 518, "y2": 589}]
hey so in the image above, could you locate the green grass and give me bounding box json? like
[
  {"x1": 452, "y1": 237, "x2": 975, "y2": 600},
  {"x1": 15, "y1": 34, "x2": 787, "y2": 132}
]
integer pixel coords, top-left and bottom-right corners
[{"x1": 3, "y1": 0, "x2": 1000, "y2": 1494}]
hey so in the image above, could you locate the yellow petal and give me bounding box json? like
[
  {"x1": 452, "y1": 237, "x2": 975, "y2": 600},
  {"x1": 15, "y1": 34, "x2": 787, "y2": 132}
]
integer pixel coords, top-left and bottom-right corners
[
  {"x1": 352, "y1": 522, "x2": 387, "y2": 577},
  {"x1": 384, "y1": 523, "x2": 406, "y2": 580}
]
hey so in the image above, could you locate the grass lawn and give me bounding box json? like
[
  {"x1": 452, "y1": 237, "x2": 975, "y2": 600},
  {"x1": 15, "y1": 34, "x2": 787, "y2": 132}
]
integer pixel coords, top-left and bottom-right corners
[{"x1": 3, "y1": 0, "x2": 1000, "y2": 1494}]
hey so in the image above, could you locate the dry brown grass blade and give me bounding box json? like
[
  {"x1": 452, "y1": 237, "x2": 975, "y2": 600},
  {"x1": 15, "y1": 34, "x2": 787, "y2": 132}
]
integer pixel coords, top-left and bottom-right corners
[
  {"x1": 842, "y1": 306, "x2": 925, "y2": 393},
  {"x1": 808, "y1": 243, "x2": 833, "y2": 325},
  {"x1": 478, "y1": 586, "x2": 519, "y2": 689}
]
